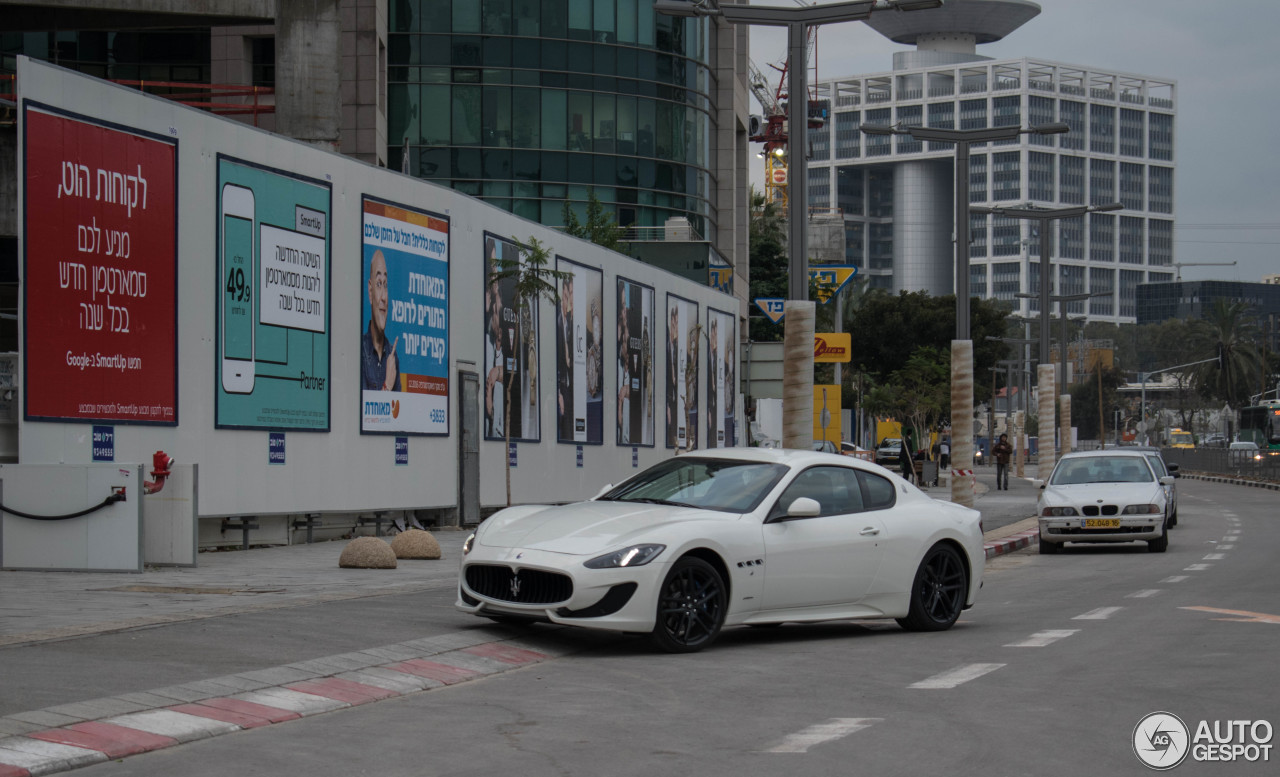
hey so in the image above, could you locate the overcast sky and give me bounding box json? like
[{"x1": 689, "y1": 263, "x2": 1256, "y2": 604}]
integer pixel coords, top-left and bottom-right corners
[{"x1": 748, "y1": 0, "x2": 1280, "y2": 283}]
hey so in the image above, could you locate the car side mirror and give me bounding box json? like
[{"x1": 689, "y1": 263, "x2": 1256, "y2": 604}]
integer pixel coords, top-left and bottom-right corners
[
  {"x1": 786, "y1": 497, "x2": 821, "y2": 518},
  {"x1": 1160, "y1": 476, "x2": 1175, "y2": 486},
  {"x1": 1167, "y1": 463, "x2": 1181, "y2": 477}
]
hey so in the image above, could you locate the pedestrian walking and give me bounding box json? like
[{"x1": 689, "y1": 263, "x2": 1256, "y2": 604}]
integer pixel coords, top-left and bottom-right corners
[
  {"x1": 899, "y1": 438, "x2": 914, "y2": 484},
  {"x1": 939, "y1": 437, "x2": 951, "y2": 472},
  {"x1": 993, "y1": 433, "x2": 1013, "y2": 490}
]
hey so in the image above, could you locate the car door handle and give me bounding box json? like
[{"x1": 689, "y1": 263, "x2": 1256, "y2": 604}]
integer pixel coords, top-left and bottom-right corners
[{"x1": 859, "y1": 527, "x2": 880, "y2": 536}]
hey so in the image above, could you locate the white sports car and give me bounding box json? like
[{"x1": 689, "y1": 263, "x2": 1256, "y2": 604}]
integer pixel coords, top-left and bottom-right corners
[{"x1": 456, "y1": 448, "x2": 985, "y2": 652}]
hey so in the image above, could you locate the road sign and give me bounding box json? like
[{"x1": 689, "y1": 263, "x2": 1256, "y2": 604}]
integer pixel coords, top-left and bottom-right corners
[
  {"x1": 755, "y1": 297, "x2": 786, "y2": 324},
  {"x1": 809, "y1": 265, "x2": 859, "y2": 304}
]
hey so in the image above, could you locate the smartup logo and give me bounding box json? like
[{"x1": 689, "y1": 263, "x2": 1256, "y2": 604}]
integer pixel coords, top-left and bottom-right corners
[{"x1": 1133, "y1": 712, "x2": 1189, "y2": 770}]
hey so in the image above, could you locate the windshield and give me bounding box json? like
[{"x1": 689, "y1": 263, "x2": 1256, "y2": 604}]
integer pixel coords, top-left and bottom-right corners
[
  {"x1": 1170, "y1": 431, "x2": 1193, "y2": 445},
  {"x1": 1050, "y1": 456, "x2": 1154, "y2": 485},
  {"x1": 600, "y1": 457, "x2": 789, "y2": 513}
]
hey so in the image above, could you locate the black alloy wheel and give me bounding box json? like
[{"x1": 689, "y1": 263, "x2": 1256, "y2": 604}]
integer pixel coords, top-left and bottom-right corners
[
  {"x1": 650, "y1": 556, "x2": 727, "y2": 653},
  {"x1": 897, "y1": 543, "x2": 968, "y2": 632}
]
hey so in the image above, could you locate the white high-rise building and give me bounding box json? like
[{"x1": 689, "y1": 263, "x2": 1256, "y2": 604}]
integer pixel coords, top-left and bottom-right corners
[{"x1": 805, "y1": 0, "x2": 1176, "y2": 323}]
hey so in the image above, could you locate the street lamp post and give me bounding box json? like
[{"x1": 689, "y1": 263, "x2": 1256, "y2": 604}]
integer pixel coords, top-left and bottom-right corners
[
  {"x1": 857, "y1": 121, "x2": 1068, "y2": 506},
  {"x1": 656, "y1": 0, "x2": 941, "y2": 450}
]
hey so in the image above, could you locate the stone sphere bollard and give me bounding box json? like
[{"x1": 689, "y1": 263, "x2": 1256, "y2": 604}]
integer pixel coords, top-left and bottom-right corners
[
  {"x1": 391, "y1": 528, "x2": 442, "y2": 560},
  {"x1": 339, "y1": 536, "x2": 398, "y2": 569}
]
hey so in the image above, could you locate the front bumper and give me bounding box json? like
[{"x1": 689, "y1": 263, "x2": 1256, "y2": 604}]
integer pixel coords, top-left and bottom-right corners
[
  {"x1": 455, "y1": 545, "x2": 666, "y2": 633},
  {"x1": 1038, "y1": 516, "x2": 1163, "y2": 545}
]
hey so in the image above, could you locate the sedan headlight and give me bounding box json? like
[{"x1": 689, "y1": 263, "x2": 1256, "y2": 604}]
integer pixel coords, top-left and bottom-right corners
[
  {"x1": 1122, "y1": 504, "x2": 1161, "y2": 515},
  {"x1": 1041, "y1": 506, "x2": 1078, "y2": 517},
  {"x1": 584, "y1": 544, "x2": 666, "y2": 569},
  {"x1": 462, "y1": 533, "x2": 476, "y2": 555}
]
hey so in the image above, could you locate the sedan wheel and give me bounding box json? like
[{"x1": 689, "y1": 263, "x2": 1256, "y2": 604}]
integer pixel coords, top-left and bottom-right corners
[
  {"x1": 650, "y1": 556, "x2": 727, "y2": 653},
  {"x1": 896, "y1": 544, "x2": 968, "y2": 632}
]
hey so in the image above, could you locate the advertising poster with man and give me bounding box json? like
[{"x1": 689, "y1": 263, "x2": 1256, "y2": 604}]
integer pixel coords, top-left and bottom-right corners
[
  {"x1": 360, "y1": 196, "x2": 450, "y2": 435},
  {"x1": 215, "y1": 156, "x2": 331, "y2": 430},
  {"x1": 22, "y1": 104, "x2": 178, "y2": 424},
  {"x1": 706, "y1": 307, "x2": 736, "y2": 448},
  {"x1": 665, "y1": 294, "x2": 698, "y2": 450},
  {"x1": 616, "y1": 277, "x2": 655, "y2": 447},
  {"x1": 555, "y1": 258, "x2": 603, "y2": 445},
  {"x1": 483, "y1": 233, "x2": 540, "y2": 442}
]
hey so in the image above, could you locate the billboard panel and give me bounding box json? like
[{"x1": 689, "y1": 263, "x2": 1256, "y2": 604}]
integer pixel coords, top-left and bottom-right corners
[
  {"x1": 360, "y1": 197, "x2": 450, "y2": 435},
  {"x1": 483, "y1": 233, "x2": 540, "y2": 442},
  {"x1": 215, "y1": 155, "x2": 332, "y2": 431},
  {"x1": 616, "y1": 277, "x2": 655, "y2": 447},
  {"x1": 665, "y1": 294, "x2": 698, "y2": 450},
  {"x1": 555, "y1": 257, "x2": 603, "y2": 445},
  {"x1": 706, "y1": 307, "x2": 736, "y2": 448},
  {"x1": 22, "y1": 104, "x2": 178, "y2": 424}
]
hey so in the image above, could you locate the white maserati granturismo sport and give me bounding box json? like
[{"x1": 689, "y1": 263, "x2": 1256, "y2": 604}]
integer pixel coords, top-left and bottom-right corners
[{"x1": 456, "y1": 448, "x2": 985, "y2": 652}]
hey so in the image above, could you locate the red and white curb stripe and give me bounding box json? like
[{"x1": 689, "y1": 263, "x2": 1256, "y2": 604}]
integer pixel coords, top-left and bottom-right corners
[
  {"x1": 984, "y1": 527, "x2": 1039, "y2": 559},
  {"x1": 0, "y1": 640, "x2": 551, "y2": 777}
]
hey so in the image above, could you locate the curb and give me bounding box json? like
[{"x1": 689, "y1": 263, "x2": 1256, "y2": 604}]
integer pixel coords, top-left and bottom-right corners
[
  {"x1": 1180, "y1": 473, "x2": 1280, "y2": 491},
  {"x1": 0, "y1": 631, "x2": 579, "y2": 777},
  {"x1": 984, "y1": 528, "x2": 1039, "y2": 560}
]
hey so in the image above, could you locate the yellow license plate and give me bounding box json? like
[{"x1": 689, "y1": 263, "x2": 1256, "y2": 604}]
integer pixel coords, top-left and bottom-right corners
[{"x1": 1084, "y1": 519, "x2": 1121, "y2": 529}]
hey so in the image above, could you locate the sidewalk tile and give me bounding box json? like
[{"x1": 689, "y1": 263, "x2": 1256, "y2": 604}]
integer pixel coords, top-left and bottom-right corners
[
  {"x1": 194, "y1": 698, "x2": 300, "y2": 725},
  {"x1": 102, "y1": 710, "x2": 239, "y2": 743}
]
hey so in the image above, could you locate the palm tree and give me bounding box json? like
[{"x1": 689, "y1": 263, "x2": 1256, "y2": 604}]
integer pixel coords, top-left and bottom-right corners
[{"x1": 1194, "y1": 299, "x2": 1263, "y2": 407}]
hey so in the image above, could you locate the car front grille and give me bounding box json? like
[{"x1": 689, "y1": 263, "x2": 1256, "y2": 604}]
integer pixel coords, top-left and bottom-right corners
[
  {"x1": 464, "y1": 564, "x2": 573, "y2": 605},
  {"x1": 1081, "y1": 505, "x2": 1120, "y2": 516}
]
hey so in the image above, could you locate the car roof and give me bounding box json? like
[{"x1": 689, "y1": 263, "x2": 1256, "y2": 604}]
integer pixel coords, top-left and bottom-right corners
[{"x1": 1056, "y1": 449, "x2": 1152, "y2": 461}]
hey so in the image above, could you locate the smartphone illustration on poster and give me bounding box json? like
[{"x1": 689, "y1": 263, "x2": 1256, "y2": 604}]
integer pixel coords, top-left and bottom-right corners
[{"x1": 220, "y1": 183, "x2": 256, "y2": 393}]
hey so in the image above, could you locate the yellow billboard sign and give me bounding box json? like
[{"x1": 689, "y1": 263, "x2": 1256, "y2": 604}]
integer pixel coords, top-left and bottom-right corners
[
  {"x1": 814, "y1": 333, "x2": 852, "y2": 363},
  {"x1": 813, "y1": 384, "x2": 841, "y2": 448}
]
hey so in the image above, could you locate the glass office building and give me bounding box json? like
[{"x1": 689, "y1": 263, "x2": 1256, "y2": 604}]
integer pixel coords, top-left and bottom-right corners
[{"x1": 387, "y1": 0, "x2": 720, "y2": 239}]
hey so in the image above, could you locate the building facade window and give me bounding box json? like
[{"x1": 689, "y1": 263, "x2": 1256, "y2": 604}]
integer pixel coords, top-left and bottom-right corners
[
  {"x1": 1089, "y1": 158, "x2": 1114, "y2": 205},
  {"x1": 1118, "y1": 215, "x2": 1144, "y2": 265},
  {"x1": 1089, "y1": 212, "x2": 1115, "y2": 263},
  {"x1": 1061, "y1": 264, "x2": 1086, "y2": 314},
  {"x1": 970, "y1": 214, "x2": 989, "y2": 258},
  {"x1": 1059, "y1": 100, "x2": 1085, "y2": 150},
  {"x1": 834, "y1": 110, "x2": 861, "y2": 159},
  {"x1": 1059, "y1": 155, "x2": 1085, "y2": 204},
  {"x1": 1089, "y1": 104, "x2": 1115, "y2": 154},
  {"x1": 1149, "y1": 112, "x2": 1173, "y2": 161},
  {"x1": 809, "y1": 121, "x2": 830, "y2": 161},
  {"x1": 1060, "y1": 215, "x2": 1084, "y2": 260},
  {"x1": 970, "y1": 263, "x2": 988, "y2": 298},
  {"x1": 1148, "y1": 219, "x2": 1173, "y2": 266},
  {"x1": 844, "y1": 221, "x2": 865, "y2": 267},
  {"x1": 895, "y1": 105, "x2": 923, "y2": 153},
  {"x1": 869, "y1": 222, "x2": 893, "y2": 270},
  {"x1": 969, "y1": 153, "x2": 988, "y2": 202},
  {"x1": 809, "y1": 165, "x2": 830, "y2": 209},
  {"x1": 1028, "y1": 95, "x2": 1055, "y2": 147},
  {"x1": 1119, "y1": 108, "x2": 1144, "y2": 157},
  {"x1": 865, "y1": 107, "x2": 891, "y2": 156},
  {"x1": 927, "y1": 101, "x2": 954, "y2": 152},
  {"x1": 868, "y1": 167, "x2": 893, "y2": 217},
  {"x1": 1149, "y1": 166, "x2": 1173, "y2": 213},
  {"x1": 837, "y1": 165, "x2": 864, "y2": 216},
  {"x1": 993, "y1": 262, "x2": 1021, "y2": 301},
  {"x1": 992, "y1": 95, "x2": 1020, "y2": 146},
  {"x1": 1089, "y1": 267, "x2": 1115, "y2": 316},
  {"x1": 1029, "y1": 151, "x2": 1054, "y2": 202},
  {"x1": 1119, "y1": 162, "x2": 1144, "y2": 210},
  {"x1": 992, "y1": 151, "x2": 1020, "y2": 201},
  {"x1": 960, "y1": 98, "x2": 988, "y2": 148},
  {"x1": 1120, "y1": 269, "x2": 1144, "y2": 318},
  {"x1": 992, "y1": 215, "x2": 1020, "y2": 257}
]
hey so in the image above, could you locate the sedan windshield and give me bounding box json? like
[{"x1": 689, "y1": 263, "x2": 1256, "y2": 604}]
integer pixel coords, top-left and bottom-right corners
[
  {"x1": 600, "y1": 458, "x2": 789, "y2": 513},
  {"x1": 1050, "y1": 456, "x2": 1153, "y2": 485}
]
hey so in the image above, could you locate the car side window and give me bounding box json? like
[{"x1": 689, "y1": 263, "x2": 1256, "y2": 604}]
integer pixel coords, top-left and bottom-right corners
[
  {"x1": 767, "y1": 466, "x2": 864, "y2": 520},
  {"x1": 857, "y1": 470, "x2": 896, "y2": 510},
  {"x1": 1145, "y1": 455, "x2": 1167, "y2": 477}
]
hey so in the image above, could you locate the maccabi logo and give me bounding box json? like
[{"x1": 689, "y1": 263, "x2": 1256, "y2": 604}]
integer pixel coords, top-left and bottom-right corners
[{"x1": 1133, "y1": 712, "x2": 1190, "y2": 770}]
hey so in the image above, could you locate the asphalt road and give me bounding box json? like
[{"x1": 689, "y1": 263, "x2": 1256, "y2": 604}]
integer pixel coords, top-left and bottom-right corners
[{"x1": 6, "y1": 477, "x2": 1274, "y2": 776}]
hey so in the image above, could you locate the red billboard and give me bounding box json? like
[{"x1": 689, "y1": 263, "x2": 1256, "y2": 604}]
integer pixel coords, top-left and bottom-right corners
[{"x1": 23, "y1": 106, "x2": 178, "y2": 424}]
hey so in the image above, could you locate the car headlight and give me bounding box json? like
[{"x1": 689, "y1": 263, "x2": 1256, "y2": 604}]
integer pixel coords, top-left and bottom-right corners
[
  {"x1": 1041, "y1": 506, "x2": 1078, "y2": 517},
  {"x1": 462, "y1": 533, "x2": 476, "y2": 555},
  {"x1": 584, "y1": 544, "x2": 666, "y2": 569},
  {"x1": 1122, "y1": 504, "x2": 1161, "y2": 515}
]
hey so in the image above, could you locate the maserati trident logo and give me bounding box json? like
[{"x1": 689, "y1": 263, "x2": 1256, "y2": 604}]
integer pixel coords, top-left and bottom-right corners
[{"x1": 509, "y1": 573, "x2": 522, "y2": 599}]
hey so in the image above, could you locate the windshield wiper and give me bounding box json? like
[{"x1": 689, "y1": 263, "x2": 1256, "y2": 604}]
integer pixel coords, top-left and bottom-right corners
[{"x1": 624, "y1": 497, "x2": 699, "y2": 509}]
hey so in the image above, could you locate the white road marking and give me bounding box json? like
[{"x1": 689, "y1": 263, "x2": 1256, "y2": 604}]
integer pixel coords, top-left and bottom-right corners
[
  {"x1": 1073, "y1": 607, "x2": 1123, "y2": 620},
  {"x1": 1184, "y1": 564, "x2": 1212, "y2": 571},
  {"x1": 1005, "y1": 629, "x2": 1079, "y2": 647},
  {"x1": 1218, "y1": 544, "x2": 1235, "y2": 550},
  {"x1": 1203, "y1": 553, "x2": 1226, "y2": 560},
  {"x1": 909, "y1": 663, "x2": 1005, "y2": 689},
  {"x1": 1128, "y1": 589, "x2": 1163, "y2": 598},
  {"x1": 763, "y1": 718, "x2": 883, "y2": 753},
  {"x1": 1161, "y1": 576, "x2": 1189, "y2": 583}
]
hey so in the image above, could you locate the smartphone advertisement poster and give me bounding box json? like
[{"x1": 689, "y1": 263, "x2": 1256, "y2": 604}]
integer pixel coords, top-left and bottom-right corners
[
  {"x1": 482, "y1": 234, "x2": 540, "y2": 443},
  {"x1": 360, "y1": 197, "x2": 450, "y2": 435},
  {"x1": 215, "y1": 156, "x2": 332, "y2": 431},
  {"x1": 22, "y1": 105, "x2": 178, "y2": 424}
]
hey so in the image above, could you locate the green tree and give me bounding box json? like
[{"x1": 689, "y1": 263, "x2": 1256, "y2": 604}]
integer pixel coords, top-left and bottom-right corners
[
  {"x1": 489, "y1": 236, "x2": 572, "y2": 505},
  {"x1": 863, "y1": 346, "x2": 950, "y2": 450},
  {"x1": 1066, "y1": 365, "x2": 1126, "y2": 440},
  {"x1": 562, "y1": 189, "x2": 626, "y2": 253},
  {"x1": 747, "y1": 186, "x2": 788, "y2": 341},
  {"x1": 1194, "y1": 299, "x2": 1264, "y2": 407}
]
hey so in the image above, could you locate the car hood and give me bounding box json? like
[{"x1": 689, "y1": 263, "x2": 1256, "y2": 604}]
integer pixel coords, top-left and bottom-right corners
[
  {"x1": 477, "y1": 500, "x2": 734, "y2": 555},
  {"x1": 1040, "y1": 481, "x2": 1164, "y2": 507}
]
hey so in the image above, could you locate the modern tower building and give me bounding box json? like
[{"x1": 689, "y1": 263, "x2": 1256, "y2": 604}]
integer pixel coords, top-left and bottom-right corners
[{"x1": 805, "y1": 0, "x2": 1176, "y2": 324}]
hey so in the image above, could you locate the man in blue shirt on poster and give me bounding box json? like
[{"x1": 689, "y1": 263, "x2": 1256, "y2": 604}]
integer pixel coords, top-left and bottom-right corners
[{"x1": 362, "y1": 249, "x2": 400, "y2": 392}]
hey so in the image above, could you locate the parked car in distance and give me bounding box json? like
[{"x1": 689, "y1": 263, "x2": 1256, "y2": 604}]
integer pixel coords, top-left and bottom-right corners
[
  {"x1": 1228, "y1": 440, "x2": 1262, "y2": 466},
  {"x1": 811, "y1": 440, "x2": 838, "y2": 454},
  {"x1": 1202, "y1": 433, "x2": 1227, "y2": 448},
  {"x1": 1035, "y1": 450, "x2": 1173, "y2": 555},
  {"x1": 457, "y1": 448, "x2": 985, "y2": 653},
  {"x1": 876, "y1": 437, "x2": 902, "y2": 466},
  {"x1": 1124, "y1": 446, "x2": 1180, "y2": 526},
  {"x1": 841, "y1": 441, "x2": 873, "y2": 460}
]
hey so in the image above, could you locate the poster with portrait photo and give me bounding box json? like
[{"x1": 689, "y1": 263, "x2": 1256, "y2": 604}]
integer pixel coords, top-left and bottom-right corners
[
  {"x1": 482, "y1": 233, "x2": 540, "y2": 442},
  {"x1": 555, "y1": 257, "x2": 603, "y2": 445},
  {"x1": 706, "y1": 307, "x2": 736, "y2": 448},
  {"x1": 616, "y1": 277, "x2": 655, "y2": 447},
  {"x1": 665, "y1": 294, "x2": 698, "y2": 450}
]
